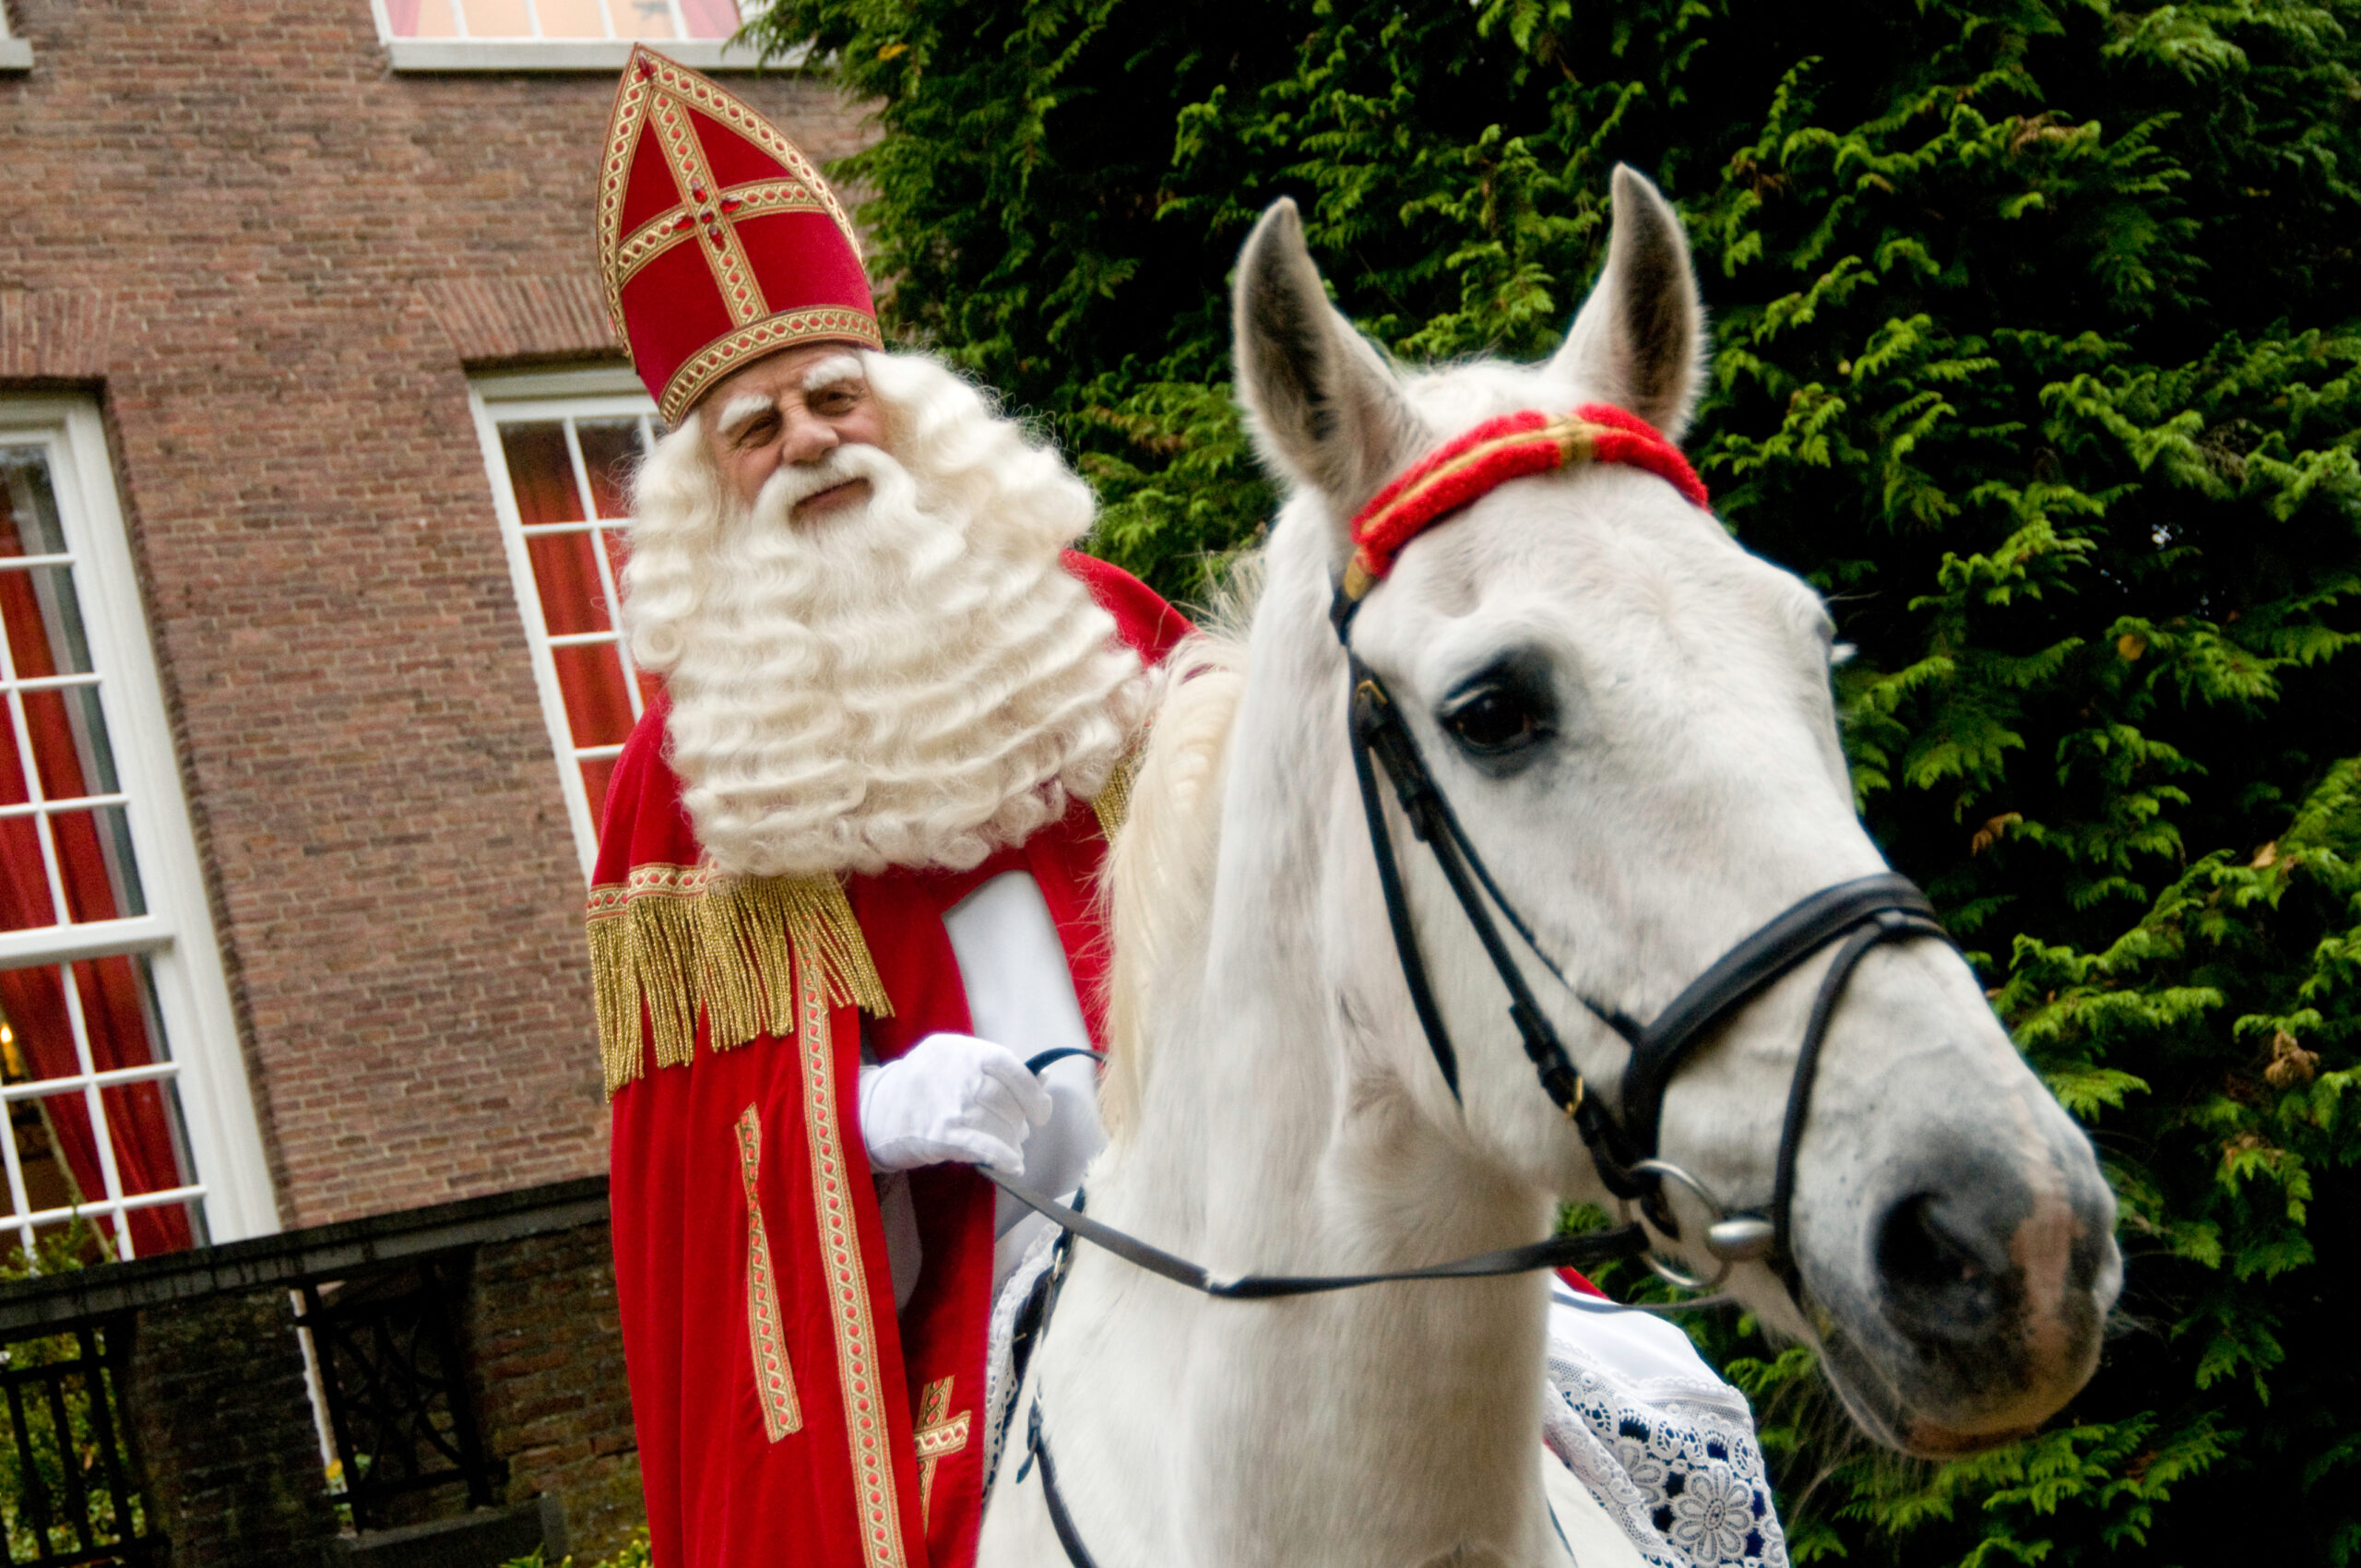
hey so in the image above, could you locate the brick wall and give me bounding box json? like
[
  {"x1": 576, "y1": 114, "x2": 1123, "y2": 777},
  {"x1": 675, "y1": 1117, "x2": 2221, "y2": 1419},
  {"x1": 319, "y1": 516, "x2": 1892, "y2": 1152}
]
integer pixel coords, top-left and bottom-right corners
[
  {"x1": 127, "y1": 1289, "x2": 344, "y2": 1568},
  {"x1": 110, "y1": 1224, "x2": 633, "y2": 1562},
  {"x1": 0, "y1": 2, "x2": 872, "y2": 1224},
  {"x1": 465, "y1": 1222, "x2": 641, "y2": 1562}
]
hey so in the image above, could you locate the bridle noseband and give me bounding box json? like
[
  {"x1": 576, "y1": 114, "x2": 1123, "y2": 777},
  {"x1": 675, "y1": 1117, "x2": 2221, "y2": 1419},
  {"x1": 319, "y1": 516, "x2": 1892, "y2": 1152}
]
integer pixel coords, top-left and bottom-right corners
[{"x1": 1329, "y1": 402, "x2": 1952, "y2": 1289}]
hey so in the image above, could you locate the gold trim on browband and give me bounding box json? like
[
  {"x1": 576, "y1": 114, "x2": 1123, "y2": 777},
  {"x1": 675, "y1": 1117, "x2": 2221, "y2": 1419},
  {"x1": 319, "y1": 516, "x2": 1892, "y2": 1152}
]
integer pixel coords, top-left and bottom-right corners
[{"x1": 1344, "y1": 415, "x2": 1610, "y2": 600}]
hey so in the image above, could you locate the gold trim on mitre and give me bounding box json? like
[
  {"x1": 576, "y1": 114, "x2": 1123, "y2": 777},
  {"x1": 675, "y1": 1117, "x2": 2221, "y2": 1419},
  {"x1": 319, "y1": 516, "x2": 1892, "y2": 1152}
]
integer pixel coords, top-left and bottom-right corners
[
  {"x1": 657, "y1": 306, "x2": 883, "y2": 426},
  {"x1": 587, "y1": 864, "x2": 892, "y2": 1097}
]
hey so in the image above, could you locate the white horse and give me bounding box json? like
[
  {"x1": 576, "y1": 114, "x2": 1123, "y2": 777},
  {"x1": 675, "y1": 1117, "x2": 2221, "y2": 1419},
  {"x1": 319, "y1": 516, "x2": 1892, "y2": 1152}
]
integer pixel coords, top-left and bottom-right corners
[{"x1": 980, "y1": 168, "x2": 2121, "y2": 1568}]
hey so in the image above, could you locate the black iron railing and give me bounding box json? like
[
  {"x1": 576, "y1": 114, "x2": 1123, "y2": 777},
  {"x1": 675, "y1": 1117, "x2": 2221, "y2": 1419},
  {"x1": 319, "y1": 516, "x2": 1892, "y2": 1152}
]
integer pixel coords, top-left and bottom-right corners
[
  {"x1": 299, "y1": 1257, "x2": 503, "y2": 1531},
  {"x1": 0, "y1": 1318, "x2": 160, "y2": 1568}
]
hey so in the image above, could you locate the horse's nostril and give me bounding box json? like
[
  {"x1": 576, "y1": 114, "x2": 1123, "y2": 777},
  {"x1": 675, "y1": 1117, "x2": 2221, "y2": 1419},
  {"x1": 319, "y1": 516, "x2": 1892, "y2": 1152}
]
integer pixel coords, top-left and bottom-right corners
[{"x1": 1876, "y1": 1193, "x2": 2010, "y2": 1341}]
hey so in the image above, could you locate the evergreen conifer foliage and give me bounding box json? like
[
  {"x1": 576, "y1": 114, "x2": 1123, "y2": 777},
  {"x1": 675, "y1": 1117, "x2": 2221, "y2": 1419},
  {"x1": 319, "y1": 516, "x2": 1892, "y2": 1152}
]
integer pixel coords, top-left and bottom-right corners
[{"x1": 749, "y1": 0, "x2": 2361, "y2": 1559}]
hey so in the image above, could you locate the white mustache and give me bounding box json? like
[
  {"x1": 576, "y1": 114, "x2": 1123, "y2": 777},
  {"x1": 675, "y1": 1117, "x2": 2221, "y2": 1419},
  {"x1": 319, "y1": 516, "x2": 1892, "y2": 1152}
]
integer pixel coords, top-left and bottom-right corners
[{"x1": 754, "y1": 443, "x2": 897, "y2": 515}]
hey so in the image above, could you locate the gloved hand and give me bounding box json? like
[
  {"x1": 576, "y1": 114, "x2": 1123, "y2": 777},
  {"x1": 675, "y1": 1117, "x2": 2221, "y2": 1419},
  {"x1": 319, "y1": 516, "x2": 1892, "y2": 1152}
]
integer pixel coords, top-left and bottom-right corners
[{"x1": 857, "y1": 1032, "x2": 1053, "y2": 1176}]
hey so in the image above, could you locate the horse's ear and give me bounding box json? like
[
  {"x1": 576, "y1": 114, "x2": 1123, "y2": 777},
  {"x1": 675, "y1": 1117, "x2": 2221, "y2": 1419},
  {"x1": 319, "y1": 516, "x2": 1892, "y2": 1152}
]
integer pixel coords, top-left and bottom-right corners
[
  {"x1": 1233, "y1": 198, "x2": 1422, "y2": 529},
  {"x1": 1550, "y1": 165, "x2": 1705, "y2": 442}
]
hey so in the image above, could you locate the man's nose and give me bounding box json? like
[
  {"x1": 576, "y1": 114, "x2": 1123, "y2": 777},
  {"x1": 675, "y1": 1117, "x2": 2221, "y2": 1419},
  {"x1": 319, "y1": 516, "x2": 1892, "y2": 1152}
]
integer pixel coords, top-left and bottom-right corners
[{"x1": 780, "y1": 409, "x2": 840, "y2": 466}]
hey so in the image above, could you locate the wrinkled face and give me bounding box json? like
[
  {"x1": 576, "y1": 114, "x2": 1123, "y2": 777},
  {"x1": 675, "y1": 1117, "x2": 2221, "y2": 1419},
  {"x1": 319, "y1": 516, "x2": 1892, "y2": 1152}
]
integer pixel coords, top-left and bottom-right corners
[
  {"x1": 1230, "y1": 171, "x2": 2121, "y2": 1458},
  {"x1": 696, "y1": 341, "x2": 890, "y2": 517}
]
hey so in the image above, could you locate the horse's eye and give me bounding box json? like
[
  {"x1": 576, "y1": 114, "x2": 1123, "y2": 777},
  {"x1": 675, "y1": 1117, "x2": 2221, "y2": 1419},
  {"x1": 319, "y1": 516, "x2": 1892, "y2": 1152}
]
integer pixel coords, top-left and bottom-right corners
[{"x1": 1441, "y1": 682, "x2": 1548, "y2": 757}]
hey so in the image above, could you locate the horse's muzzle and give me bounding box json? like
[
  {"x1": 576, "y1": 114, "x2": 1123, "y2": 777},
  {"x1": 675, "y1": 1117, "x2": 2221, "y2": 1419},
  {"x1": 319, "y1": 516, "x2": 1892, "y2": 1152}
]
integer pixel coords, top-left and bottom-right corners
[{"x1": 1809, "y1": 1127, "x2": 2122, "y2": 1456}]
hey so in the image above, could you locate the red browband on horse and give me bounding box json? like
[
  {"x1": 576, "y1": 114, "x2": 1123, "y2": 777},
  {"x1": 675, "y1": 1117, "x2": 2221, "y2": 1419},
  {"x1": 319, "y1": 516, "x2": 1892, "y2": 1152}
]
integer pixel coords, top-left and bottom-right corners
[{"x1": 1341, "y1": 403, "x2": 1712, "y2": 600}]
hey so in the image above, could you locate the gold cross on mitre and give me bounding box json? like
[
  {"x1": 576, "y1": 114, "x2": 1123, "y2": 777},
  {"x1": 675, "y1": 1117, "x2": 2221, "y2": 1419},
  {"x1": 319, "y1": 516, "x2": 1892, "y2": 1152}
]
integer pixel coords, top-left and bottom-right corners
[
  {"x1": 605, "y1": 51, "x2": 849, "y2": 334},
  {"x1": 914, "y1": 1375, "x2": 973, "y2": 1519}
]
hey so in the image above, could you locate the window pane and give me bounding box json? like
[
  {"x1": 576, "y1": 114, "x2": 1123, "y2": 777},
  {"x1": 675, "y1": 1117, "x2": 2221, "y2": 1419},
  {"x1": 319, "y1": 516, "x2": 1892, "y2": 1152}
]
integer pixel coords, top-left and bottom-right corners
[
  {"x1": 575, "y1": 419, "x2": 646, "y2": 519},
  {"x1": 500, "y1": 422, "x2": 587, "y2": 526},
  {"x1": 21, "y1": 686, "x2": 123, "y2": 804},
  {"x1": 0, "y1": 670, "x2": 64, "y2": 933},
  {"x1": 383, "y1": 1, "x2": 457, "y2": 37},
  {"x1": 581, "y1": 754, "x2": 621, "y2": 823},
  {"x1": 101, "y1": 1079, "x2": 193, "y2": 1196},
  {"x1": 460, "y1": 0, "x2": 536, "y2": 37},
  {"x1": 535, "y1": 0, "x2": 611, "y2": 36},
  {"x1": 679, "y1": 0, "x2": 744, "y2": 39},
  {"x1": 1, "y1": 565, "x2": 99, "y2": 681},
  {"x1": 0, "y1": 956, "x2": 195, "y2": 1259},
  {"x1": 0, "y1": 448, "x2": 68, "y2": 558},
  {"x1": 551, "y1": 644, "x2": 636, "y2": 748},
  {"x1": 527, "y1": 532, "x2": 615, "y2": 638},
  {"x1": 0, "y1": 814, "x2": 60, "y2": 932},
  {"x1": 0, "y1": 697, "x2": 28, "y2": 809},
  {"x1": 613, "y1": 0, "x2": 682, "y2": 40},
  {"x1": 4, "y1": 1091, "x2": 84, "y2": 1224},
  {"x1": 49, "y1": 808, "x2": 145, "y2": 923}
]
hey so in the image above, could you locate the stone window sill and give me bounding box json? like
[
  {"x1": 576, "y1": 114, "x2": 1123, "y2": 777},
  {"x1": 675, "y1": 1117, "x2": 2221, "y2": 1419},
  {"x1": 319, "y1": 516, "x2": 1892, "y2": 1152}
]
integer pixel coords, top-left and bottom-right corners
[
  {"x1": 0, "y1": 37, "x2": 33, "y2": 72},
  {"x1": 386, "y1": 37, "x2": 805, "y2": 73}
]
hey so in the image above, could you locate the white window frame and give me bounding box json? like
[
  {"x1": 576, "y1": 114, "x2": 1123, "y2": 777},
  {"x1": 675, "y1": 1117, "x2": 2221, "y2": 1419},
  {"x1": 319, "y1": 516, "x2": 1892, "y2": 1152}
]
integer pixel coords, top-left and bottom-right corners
[
  {"x1": 470, "y1": 366, "x2": 657, "y2": 876},
  {"x1": 0, "y1": 396, "x2": 279, "y2": 1253},
  {"x1": 369, "y1": 0, "x2": 802, "y2": 72},
  {"x1": 0, "y1": 3, "x2": 32, "y2": 74}
]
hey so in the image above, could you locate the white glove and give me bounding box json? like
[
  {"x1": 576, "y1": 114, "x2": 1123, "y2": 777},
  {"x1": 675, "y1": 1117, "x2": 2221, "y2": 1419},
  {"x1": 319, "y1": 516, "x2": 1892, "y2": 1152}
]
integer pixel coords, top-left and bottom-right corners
[{"x1": 858, "y1": 1032, "x2": 1053, "y2": 1176}]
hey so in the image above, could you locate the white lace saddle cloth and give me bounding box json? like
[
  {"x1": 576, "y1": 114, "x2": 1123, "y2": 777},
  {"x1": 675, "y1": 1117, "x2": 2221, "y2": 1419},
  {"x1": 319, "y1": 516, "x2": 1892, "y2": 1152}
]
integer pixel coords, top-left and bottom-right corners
[{"x1": 1540, "y1": 1283, "x2": 1789, "y2": 1568}]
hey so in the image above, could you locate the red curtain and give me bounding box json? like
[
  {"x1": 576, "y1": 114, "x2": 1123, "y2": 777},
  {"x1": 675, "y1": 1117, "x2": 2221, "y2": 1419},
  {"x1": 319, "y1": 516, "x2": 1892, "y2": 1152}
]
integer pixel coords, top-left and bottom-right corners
[
  {"x1": 678, "y1": 0, "x2": 742, "y2": 39},
  {"x1": 502, "y1": 422, "x2": 643, "y2": 823},
  {"x1": 0, "y1": 494, "x2": 193, "y2": 1258},
  {"x1": 384, "y1": 0, "x2": 424, "y2": 35}
]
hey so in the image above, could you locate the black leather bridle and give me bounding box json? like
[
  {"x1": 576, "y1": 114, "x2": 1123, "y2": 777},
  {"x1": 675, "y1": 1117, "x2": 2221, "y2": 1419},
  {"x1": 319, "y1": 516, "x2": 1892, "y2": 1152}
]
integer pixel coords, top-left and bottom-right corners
[
  {"x1": 994, "y1": 412, "x2": 1957, "y2": 1565},
  {"x1": 1332, "y1": 591, "x2": 1952, "y2": 1288}
]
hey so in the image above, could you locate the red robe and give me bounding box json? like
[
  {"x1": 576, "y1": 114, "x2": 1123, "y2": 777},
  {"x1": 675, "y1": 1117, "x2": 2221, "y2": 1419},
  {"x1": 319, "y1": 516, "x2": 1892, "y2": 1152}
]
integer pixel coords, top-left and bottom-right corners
[{"x1": 596, "y1": 554, "x2": 1189, "y2": 1568}]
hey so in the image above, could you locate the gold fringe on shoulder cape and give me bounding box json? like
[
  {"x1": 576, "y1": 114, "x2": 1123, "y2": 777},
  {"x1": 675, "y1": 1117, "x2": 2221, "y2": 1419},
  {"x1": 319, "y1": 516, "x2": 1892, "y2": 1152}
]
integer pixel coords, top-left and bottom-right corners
[
  {"x1": 1090, "y1": 749, "x2": 1137, "y2": 842},
  {"x1": 587, "y1": 865, "x2": 892, "y2": 1097},
  {"x1": 589, "y1": 771, "x2": 1140, "y2": 1097}
]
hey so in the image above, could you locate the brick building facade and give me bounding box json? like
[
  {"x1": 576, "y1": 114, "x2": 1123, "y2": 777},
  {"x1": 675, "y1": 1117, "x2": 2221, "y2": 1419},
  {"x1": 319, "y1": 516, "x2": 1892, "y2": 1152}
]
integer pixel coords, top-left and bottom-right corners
[{"x1": 0, "y1": 2, "x2": 873, "y2": 1559}]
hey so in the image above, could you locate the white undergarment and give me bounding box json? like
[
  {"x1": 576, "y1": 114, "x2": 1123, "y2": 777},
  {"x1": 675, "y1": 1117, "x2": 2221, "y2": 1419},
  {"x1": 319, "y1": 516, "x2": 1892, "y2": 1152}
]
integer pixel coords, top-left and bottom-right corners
[{"x1": 877, "y1": 870, "x2": 1107, "y2": 1307}]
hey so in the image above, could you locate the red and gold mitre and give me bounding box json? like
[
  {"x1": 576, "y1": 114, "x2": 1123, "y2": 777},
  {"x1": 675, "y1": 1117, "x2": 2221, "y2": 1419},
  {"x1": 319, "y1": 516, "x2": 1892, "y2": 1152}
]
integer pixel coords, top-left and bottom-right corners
[{"x1": 597, "y1": 45, "x2": 882, "y2": 424}]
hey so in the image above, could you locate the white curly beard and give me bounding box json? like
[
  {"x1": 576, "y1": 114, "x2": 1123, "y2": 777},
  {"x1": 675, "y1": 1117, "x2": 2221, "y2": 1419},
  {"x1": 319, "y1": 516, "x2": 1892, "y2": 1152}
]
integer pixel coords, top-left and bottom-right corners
[{"x1": 622, "y1": 352, "x2": 1149, "y2": 880}]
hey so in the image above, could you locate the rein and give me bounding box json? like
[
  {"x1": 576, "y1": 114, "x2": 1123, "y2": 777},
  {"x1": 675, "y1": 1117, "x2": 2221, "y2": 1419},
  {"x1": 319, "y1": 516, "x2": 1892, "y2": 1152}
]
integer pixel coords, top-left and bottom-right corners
[
  {"x1": 993, "y1": 1046, "x2": 1651, "y2": 1294},
  {"x1": 987, "y1": 1165, "x2": 1648, "y2": 1298}
]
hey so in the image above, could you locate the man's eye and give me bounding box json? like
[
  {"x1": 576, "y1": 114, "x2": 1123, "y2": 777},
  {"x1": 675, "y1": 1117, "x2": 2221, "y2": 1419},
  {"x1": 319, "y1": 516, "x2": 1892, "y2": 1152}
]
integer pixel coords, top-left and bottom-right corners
[{"x1": 737, "y1": 417, "x2": 779, "y2": 447}]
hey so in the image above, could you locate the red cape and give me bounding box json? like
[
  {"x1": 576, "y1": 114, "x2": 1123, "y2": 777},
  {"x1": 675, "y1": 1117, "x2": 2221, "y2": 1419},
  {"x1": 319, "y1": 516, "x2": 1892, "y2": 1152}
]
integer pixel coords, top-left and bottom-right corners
[{"x1": 597, "y1": 554, "x2": 1188, "y2": 1568}]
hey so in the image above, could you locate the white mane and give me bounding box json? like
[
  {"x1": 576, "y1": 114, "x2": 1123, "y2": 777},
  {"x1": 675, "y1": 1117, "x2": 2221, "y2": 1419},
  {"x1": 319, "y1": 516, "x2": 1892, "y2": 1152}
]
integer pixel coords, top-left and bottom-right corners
[{"x1": 1101, "y1": 567, "x2": 1256, "y2": 1142}]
